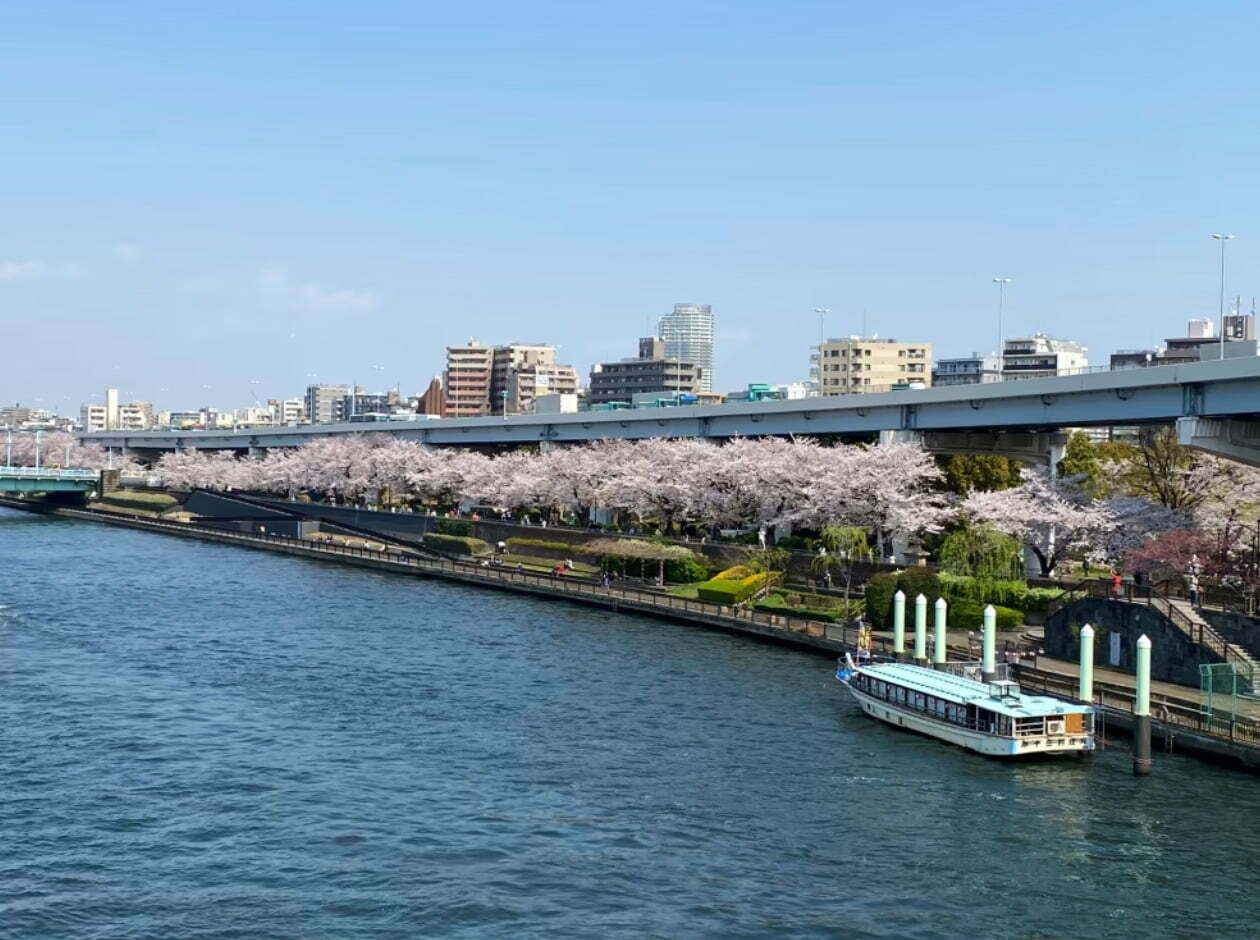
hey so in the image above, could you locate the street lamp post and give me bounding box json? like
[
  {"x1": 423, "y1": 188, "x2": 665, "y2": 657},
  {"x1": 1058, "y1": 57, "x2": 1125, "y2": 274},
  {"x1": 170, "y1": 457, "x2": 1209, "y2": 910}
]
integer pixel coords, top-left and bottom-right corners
[
  {"x1": 1211, "y1": 234, "x2": 1236, "y2": 360},
  {"x1": 992, "y1": 277, "x2": 1012, "y2": 357},
  {"x1": 813, "y1": 307, "x2": 830, "y2": 347}
]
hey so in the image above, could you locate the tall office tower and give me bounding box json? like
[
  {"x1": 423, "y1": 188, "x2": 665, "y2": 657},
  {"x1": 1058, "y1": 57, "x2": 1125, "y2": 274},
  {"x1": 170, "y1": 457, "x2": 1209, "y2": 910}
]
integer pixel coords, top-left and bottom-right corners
[{"x1": 657, "y1": 303, "x2": 714, "y2": 392}]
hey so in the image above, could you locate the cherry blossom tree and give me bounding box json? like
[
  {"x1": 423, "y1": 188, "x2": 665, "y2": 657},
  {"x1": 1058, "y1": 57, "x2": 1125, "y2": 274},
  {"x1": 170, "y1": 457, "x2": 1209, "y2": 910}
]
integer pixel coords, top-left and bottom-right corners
[{"x1": 962, "y1": 469, "x2": 1113, "y2": 576}]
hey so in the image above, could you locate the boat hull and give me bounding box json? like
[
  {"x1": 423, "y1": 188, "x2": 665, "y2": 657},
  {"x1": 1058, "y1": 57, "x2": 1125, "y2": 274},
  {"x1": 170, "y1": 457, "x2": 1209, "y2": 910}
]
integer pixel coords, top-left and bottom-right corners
[{"x1": 845, "y1": 683, "x2": 1092, "y2": 758}]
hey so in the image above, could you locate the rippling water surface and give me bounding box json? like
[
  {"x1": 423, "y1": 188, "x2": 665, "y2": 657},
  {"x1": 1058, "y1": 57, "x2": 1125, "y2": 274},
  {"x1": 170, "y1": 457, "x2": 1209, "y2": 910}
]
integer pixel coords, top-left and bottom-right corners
[{"x1": 3, "y1": 507, "x2": 1260, "y2": 938}]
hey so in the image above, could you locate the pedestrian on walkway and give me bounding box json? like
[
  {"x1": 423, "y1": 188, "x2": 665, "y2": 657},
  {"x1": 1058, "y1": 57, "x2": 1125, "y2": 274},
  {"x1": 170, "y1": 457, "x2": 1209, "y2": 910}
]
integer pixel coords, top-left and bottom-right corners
[
  {"x1": 1187, "y1": 572, "x2": 1200, "y2": 607},
  {"x1": 1111, "y1": 570, "x2": 1122, "y2": 596}
]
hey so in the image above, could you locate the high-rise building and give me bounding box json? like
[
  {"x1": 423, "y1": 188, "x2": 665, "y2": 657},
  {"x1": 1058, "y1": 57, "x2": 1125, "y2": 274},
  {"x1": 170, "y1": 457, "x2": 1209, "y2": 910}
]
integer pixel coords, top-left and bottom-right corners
[
  {"x1": 813, "y1": 337, "x2": 932, "y2": 395},
  {"x1": 1001, "y1": 335, "x2": 1088, "y2": 379},
  {"x1": 933, "y1": 353, "x2": 1002, "y2": 386},
  {"x1": 305, "y1": 384, "x2": 353, "y2": 424},
  {"x1": 658, "y1": 304, "x2": 714, "y2": 392},
  {"x1": 444, "y1": 341, "x2": 494, "y2": 417},
  {"x1": 588, "y1": 336, "x2": 705, "y2": 405}
]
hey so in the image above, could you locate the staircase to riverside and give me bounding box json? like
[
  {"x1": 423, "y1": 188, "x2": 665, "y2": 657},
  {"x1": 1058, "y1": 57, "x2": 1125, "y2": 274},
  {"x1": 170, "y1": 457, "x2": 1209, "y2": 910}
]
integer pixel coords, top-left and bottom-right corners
[
  {"x1": 1155, "y1": 595, "x2": 1260, "y2": 695},
  {"x1": 1048, "y1": 579, "x2": 1260, "y2": 697}
]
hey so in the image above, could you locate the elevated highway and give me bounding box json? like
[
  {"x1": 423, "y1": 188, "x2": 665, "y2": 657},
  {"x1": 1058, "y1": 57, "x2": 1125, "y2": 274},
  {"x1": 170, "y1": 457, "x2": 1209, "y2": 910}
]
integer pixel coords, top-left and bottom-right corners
[{"x1": 82, "y1": 357, "x2": 1260, "y2": 466}]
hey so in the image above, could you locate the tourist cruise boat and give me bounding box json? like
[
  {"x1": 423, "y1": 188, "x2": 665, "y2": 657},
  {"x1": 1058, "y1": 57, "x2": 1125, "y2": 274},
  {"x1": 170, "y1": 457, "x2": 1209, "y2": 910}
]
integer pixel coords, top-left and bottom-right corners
[{"x1": 837, "y1": 659, "x2": 1095, "y2": 757}]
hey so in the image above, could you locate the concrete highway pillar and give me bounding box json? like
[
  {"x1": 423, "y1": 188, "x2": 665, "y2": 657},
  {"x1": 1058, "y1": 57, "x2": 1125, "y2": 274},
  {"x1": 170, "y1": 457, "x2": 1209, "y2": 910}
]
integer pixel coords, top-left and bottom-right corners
[
  {"x1": 933, "y1": 597, "x2": 947, "y2": 669},
  {"x1": 913, "y1": 594, "x2": 927, "y2": 665},
  {"x1": 1133, "y1": 634, "x2": 1152, "y2": 776},
  {"x1": 892, "y1": 590, "x2": 906, "y2": 660},
  {"x1": 981, "y1": 604, "x2": 996, "y2": 682},
  {"x1": 1045, "y1": 431, "x2": 1071, "y2": 478},
  {"x1": 1078, "y1": 624, "x2": 1095, "y2": 703}
]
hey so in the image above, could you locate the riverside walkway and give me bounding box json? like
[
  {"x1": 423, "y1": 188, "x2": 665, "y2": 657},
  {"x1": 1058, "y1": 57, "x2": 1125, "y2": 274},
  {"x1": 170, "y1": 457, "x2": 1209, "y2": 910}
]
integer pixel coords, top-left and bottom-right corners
[{"x1": 0, "y1": 499, "x2": 886, "y2": 659}]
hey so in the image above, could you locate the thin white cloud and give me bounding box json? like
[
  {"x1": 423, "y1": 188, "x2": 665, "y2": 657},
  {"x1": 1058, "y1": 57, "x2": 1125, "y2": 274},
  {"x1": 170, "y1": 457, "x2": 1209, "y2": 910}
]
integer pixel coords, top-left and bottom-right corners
[
  {"x1": 259, "y1": 269, "x2": 379, "y2": 312},
  {"x1": 0, "y1": 260, "x2": 44, "y2": 281},
  {"x1": 112, "y1": 242, "x2": 140, "y2": 260}
]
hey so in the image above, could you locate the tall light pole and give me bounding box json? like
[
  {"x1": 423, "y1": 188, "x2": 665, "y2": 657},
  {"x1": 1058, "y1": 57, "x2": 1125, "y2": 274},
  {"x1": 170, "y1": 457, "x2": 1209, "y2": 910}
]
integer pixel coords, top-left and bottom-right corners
[
  {"x1": 1211, "y1": 234, "x2": 1236, "y2": 360},
  {"x1": 813, "y1": 307, "x2": 830, "y2": 347},
  {"x1": 992, "y1": 277, "x2": 1012, "y2": 357}
]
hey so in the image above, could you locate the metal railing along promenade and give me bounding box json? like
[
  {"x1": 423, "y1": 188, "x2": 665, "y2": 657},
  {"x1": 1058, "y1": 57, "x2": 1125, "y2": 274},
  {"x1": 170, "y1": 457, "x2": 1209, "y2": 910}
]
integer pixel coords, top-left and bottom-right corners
[
  {"x1": 0, "y1": 466, "x2": 98, "y2": 480},
  {"x1": 59, "y1": 508, "x2": 886, "y2": 655}
]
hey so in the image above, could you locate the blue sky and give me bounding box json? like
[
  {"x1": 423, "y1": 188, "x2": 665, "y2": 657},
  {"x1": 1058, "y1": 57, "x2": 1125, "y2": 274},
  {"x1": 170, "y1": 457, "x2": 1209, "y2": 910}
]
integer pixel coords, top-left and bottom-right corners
[{"x1": 2, "y1": 0, "x2": 1259, "y2": 413}]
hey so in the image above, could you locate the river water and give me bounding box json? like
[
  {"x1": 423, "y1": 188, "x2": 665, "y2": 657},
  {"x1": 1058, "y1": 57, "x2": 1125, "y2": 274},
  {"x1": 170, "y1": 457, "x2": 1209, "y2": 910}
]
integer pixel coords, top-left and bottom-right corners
[{"x1": 2, "y1": 508, "x2": 1259, "y2": 939}]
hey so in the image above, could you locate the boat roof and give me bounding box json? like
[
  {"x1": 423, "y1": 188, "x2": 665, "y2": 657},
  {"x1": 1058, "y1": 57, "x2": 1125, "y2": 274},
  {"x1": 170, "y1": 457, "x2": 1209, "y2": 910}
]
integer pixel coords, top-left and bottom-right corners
[{"x1": 858, "y1": 663, "x2": 1092, "y2": 719}]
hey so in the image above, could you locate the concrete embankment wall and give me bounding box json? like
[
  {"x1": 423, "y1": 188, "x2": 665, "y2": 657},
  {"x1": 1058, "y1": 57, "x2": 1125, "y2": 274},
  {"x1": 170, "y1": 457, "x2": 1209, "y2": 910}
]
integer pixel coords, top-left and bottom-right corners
[
  {"x1": 1045, "y1": 597, "x2": 1223, "y2": 688},
  {"x1": 1, "y1": 498, "x2": 855, "y2": 658}
]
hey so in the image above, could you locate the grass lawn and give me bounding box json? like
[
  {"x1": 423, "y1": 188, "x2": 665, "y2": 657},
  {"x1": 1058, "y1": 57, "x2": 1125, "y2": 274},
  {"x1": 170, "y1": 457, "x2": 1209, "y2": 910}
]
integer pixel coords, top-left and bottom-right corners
[{"x1": 666, "y1": 583, "x2": 701, "y2": 599}]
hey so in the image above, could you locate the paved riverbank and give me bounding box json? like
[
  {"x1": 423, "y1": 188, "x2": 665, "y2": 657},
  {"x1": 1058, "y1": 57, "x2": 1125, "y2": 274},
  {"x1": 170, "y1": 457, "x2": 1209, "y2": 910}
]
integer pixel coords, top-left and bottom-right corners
[{"x1": 0, "y1": 498, "x2": 877, "y2": 659}]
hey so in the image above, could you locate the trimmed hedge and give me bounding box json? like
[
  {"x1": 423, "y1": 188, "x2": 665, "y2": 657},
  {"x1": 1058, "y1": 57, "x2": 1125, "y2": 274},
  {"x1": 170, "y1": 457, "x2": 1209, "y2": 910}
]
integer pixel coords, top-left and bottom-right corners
[
  {"x1": 97, "y1": 491, "x2": 179, "y2": 512},
  {"x1": 863, "y1": 569, "x2": 943, "y2": 627},
  {"x1": 712, "y1": 564, "x2": 755, "y2": 581},
  {"x1": 696, "y1": 571, "x2": 771, "y2": 604},
  {"x1": 506, "y1": 537, "x2": 579, "y2": 553},
  {"x1": 435, "y1": 518, "x2": 473, "y2": 536},
  {"x1": 937, "y1": 573, "x2": 1060, "y2": 614},
  {"x1": 944, "y1": 597, "x2": 1023, "y2": 631},
  {"x1": 423, "y1": 533, "x2": 491, "y2": 556}
]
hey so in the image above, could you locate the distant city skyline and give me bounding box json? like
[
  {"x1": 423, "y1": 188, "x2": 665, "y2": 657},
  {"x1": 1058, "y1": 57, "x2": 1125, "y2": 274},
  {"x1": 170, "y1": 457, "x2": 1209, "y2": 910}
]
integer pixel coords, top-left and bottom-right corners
[{"x1": 3, "y1": 2, "x2": 1260, "y2": 411}]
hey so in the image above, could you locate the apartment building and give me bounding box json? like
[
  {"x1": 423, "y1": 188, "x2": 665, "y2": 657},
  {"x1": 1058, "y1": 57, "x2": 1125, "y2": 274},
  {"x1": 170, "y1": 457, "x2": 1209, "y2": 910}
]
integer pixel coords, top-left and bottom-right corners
[
  {"x1": 79, "y1": 389, "x2": 154, "y2": 430},
  {"x1": 445, "y1": 341, "x2": 577, "y2": 416},
  {"x1": 933, "y1": 353, "x2": 1002, "y2": 386},
  {"x1": 267, "y1": 398, "x2": 305, "y2": 424},
  {"x1": 812, "y1": 338, "x2": 932, "y2": 395},
  {"x1": 1001, "y1": 335, "x2": 1088, "y2": 379},
  {"x1": 588, "y1": 336, "x2": 705, "y2": 405},
  {"x1": 504, "y1": 363, "x2": 579, "y2": 415},
  {"x1": 443, "y1": 341, "x2": 494, "y2": 417}
]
